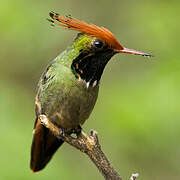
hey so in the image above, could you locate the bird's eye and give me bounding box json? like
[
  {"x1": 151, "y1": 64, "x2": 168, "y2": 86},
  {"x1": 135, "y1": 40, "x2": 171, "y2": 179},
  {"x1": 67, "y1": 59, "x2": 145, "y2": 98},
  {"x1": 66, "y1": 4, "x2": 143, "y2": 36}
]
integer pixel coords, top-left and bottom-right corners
[{"x1": 93, "y1": 39, "x2": 103, "y2": 49}]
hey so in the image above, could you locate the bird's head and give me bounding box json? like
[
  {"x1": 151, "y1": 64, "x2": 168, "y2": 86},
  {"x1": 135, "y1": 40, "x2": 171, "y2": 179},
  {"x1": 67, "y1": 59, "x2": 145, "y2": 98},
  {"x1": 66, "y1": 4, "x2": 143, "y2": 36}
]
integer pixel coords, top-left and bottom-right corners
[{"x1": 48, "y1": 12, "x2": 152, "y2": 87}]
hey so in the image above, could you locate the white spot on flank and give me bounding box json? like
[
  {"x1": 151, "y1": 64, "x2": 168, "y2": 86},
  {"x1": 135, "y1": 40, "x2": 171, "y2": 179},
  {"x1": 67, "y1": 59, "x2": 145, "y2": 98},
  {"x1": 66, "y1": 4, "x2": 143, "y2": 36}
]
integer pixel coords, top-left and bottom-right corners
[
  {"x1": 86, "y1": 82, "x2": 90, "y2": 88},
  {"x1": 93, "y1": 80, "x2": 97, "y2": 87}
]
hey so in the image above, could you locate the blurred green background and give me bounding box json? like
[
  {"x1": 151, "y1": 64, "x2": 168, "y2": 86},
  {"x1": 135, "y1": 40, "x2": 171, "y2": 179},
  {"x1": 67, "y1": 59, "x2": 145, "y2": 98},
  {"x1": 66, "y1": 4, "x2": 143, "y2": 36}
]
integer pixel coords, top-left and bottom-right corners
[{"x1": 1, "y1": 0, "x2": 180, "y2": 179}]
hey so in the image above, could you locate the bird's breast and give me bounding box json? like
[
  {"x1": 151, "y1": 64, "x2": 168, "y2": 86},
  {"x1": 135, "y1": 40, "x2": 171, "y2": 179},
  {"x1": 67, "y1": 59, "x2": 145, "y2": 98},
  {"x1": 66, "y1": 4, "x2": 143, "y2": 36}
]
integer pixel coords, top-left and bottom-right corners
[{"x1": 45, "y1": 77, "x2": 99, "y2": 129}]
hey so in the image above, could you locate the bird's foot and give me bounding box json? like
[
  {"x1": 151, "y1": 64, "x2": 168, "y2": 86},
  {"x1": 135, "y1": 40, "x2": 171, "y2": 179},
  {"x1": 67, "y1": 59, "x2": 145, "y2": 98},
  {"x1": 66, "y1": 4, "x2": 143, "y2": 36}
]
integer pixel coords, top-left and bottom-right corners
[
  {"x1": 70, "y1": 125, "x2": 82, "y2": 136},
  {"x1": 59, "y1": 128, "x2": 66, "y2": 137},
  {"x1": 57, "y1": 126, "x2": 82, "y2": 140},
  {"x1": 57, "y1": 128, "x2": 71, "y2": 140}
]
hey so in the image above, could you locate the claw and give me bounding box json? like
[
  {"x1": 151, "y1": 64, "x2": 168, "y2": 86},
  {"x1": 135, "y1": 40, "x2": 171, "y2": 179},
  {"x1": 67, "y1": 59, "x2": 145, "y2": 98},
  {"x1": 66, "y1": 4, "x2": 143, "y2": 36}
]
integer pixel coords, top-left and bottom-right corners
[
  {"x1": 60, "y1": 128, "x2": 65, "y2": 135},
  {"x1": 71, "y1": 125, "x2": 82, "y2": 135},
  {"x1": 66, "y1": 125, "x2": 82, "y2": 136},
  {"x1": 76, "y1": 125, "x2": 82, "y2": 135}
]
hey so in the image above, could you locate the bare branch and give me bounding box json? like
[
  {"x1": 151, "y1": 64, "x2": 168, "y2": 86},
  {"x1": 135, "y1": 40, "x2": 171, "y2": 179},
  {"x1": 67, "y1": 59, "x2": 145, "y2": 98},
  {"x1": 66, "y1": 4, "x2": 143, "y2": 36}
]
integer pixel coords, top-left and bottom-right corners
[{"x1": 39, "y1": 114, "x2": 136, "y2": 180}]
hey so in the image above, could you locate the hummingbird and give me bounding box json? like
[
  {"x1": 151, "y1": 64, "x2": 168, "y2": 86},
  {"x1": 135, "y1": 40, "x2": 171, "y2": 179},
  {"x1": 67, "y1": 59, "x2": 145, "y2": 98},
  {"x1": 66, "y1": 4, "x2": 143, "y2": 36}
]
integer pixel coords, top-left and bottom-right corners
[{"x1": 30, "y1": 11, "x2": 152, "y2": 172}]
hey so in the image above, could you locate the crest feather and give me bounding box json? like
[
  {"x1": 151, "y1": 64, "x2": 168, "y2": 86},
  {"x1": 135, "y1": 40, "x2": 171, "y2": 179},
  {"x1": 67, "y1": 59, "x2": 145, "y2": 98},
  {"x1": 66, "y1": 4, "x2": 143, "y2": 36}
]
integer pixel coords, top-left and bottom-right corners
[{"x1": 48, "y1": 12, "x2": 123, "y2": 50}]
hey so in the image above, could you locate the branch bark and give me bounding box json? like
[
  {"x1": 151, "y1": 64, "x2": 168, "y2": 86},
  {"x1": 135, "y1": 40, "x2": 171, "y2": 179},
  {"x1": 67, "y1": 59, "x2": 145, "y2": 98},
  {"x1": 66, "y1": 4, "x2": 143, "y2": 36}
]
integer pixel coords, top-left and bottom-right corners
[{"x1": 39, "y1": 115, "x2": 137, "y2": 180}]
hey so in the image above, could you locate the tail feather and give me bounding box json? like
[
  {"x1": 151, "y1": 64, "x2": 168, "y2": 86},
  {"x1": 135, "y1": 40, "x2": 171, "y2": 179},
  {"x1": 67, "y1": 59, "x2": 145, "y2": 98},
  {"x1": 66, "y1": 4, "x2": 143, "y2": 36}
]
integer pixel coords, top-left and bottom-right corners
[{"x1": 30, "y1": 118, "x2": 64, "y2": 172}]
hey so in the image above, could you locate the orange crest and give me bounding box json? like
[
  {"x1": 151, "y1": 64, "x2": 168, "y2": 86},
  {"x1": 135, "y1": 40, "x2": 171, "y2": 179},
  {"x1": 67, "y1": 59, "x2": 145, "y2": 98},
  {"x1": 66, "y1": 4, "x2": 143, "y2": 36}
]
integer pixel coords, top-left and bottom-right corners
[{"x1": 48, "y1": 12, "x2": 123, "y2": 50}]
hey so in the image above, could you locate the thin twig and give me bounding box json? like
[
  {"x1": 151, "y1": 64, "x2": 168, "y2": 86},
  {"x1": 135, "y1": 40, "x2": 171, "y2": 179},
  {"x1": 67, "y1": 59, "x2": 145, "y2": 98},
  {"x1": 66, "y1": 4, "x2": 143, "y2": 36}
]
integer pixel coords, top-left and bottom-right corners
[
  {"x1": 39, "y1": 114, "x2": 137, "y2": 180},
  {"x1": 130, "y1": 173, "x2": 139, "y2": 180}
]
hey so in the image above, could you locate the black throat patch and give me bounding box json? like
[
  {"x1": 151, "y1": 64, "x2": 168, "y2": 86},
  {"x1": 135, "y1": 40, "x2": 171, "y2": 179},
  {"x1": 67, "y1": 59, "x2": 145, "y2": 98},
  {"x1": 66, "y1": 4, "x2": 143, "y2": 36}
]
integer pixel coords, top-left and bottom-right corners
[{"x1": 71, "y1": 49, "x2": 115, "y2": 87}]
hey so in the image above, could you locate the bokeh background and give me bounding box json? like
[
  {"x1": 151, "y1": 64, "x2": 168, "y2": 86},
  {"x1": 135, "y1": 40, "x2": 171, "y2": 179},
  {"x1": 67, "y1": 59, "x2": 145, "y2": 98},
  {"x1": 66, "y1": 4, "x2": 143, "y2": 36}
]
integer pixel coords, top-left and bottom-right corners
[{"x1": 1, "y1": 0, "x2": 180, "y2": 179}]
